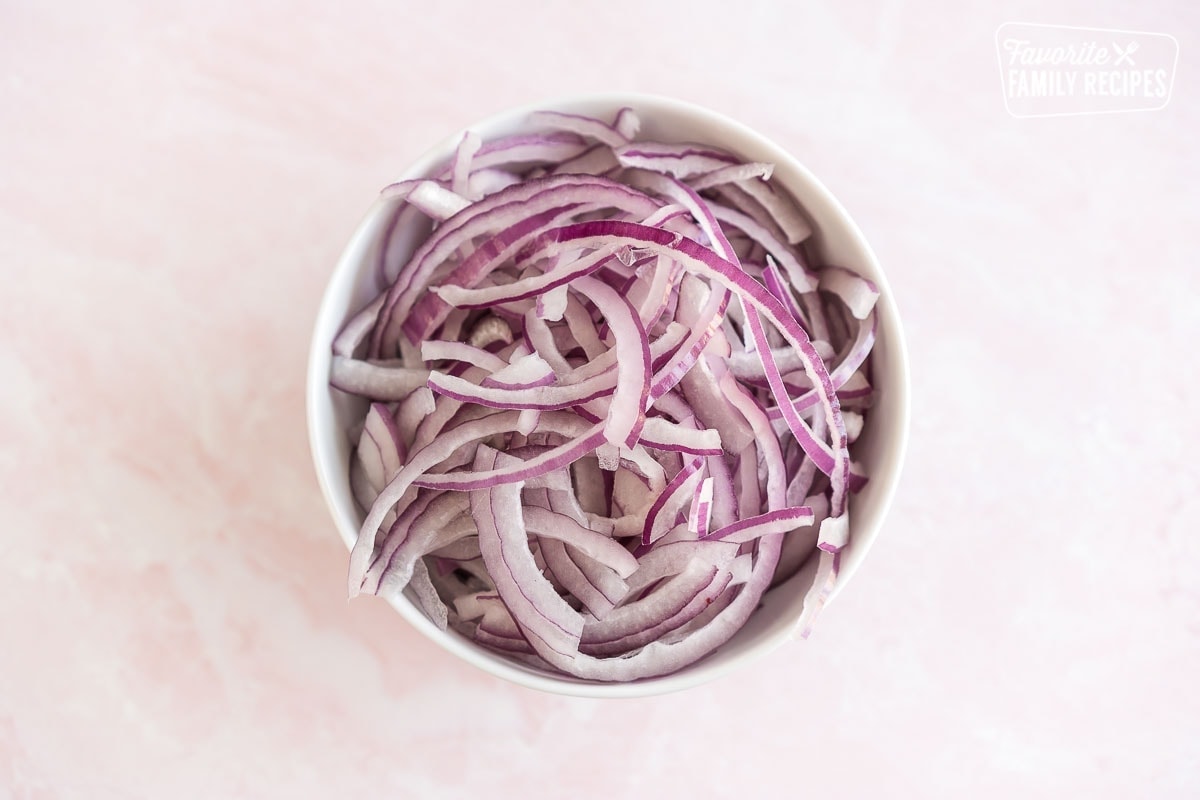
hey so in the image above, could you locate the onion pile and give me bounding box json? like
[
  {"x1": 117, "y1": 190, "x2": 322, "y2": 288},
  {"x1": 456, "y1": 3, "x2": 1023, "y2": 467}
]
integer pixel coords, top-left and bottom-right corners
[{"x1": 331, "y1": 108, "x2": 878, "y2": 681}]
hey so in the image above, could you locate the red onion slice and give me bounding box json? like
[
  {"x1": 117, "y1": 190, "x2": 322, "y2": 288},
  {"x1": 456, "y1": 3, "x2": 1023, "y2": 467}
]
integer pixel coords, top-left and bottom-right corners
[
  {"x1": 529, "y1": 110, "x2": 631, "y2": 148},
  {"x1": 705, "y1": 506, "x2": 815, "y2": 544},
  {"x1": 330, "y1": 356, "x2": 430, "y2": 400},
  {"x1": 333, "y1": 107, "x2": 882, "y2": 681},
  {"x1": 471, "y1": 446, "x2": 585, "y2": 657}
]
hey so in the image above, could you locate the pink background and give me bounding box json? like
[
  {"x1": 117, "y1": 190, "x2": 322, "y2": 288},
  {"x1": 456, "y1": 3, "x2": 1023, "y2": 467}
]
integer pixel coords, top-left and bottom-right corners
[{"x1": 2, "y1": 2, "x2": 1197, "y2": 797}]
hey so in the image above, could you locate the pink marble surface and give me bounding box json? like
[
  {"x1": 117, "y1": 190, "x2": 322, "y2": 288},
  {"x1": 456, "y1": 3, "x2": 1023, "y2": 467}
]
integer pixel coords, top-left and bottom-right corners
[{"x1": 2, "y1": 2, "x2": 1198, "y2": 797}]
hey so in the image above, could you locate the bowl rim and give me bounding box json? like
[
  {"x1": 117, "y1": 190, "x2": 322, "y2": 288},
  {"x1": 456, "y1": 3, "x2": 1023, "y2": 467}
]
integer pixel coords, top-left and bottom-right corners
[{"x1": 306, "y1": 92, "x2": 910, "y2": 698}]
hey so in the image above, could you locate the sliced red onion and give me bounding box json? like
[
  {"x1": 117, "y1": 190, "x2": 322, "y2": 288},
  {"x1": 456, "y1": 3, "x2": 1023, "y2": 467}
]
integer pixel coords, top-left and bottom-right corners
[
  {"x1": 545, "y1": 485, "x2": 632, "y2": 613},
  {"x1": 480, "y1": 352, "x2": 557, "y2": 389},
  {"x1": 743, "y1": 302, "x2": 841, "y2": 486},
  {"x1": 466, "y1": 167, "x2": 523, "y2": 200},
  {"x1": 734, "y1": 450, "x2": 762, "y2": 522},
  {"x1": 536, "y1": 283, "x2": 569, "y2": 321},
  {"x1": 688, "y1": 477, "x2": 714, "y2": 538},
  {"x1": 408, "y1": 181, "x2": 471, "y2": 221},
  {"x1": 454, "y1": 592, "x2": 511, "y2": 628},
  {"x1": 613, "y1": 142, "x2": 739, "y2": 178},
  {"x1": 451, "y1": 132, "x2": 482, "y2": 198},
  {"x1": 530, "y1": 110, "x2": 630, "y2": 148},
  {"x1": 568, "y1": 275, "x2": 650, "y2": 448},
  {"x1": 469, "y1": 131, "x2": 590, "y2": 172},
  {"x1": 562, "y1": 292, "x2": 608, "y2": 361},
  {"x1": 354, "y1": 405, "x2": 392, "y2": 501},
  {"x1": 523, "y1": 506, "x2": 637, "y2": 577},
  {"x1": 764, "y1": 310, "x2": 877, "y2": 421},
  {"x1": 334, "y1": 107, "x2": 881, "y2": 681},
  {"x1": 705, "y1": 451, "x2": 739, "y2": 529},
  {"x1": 772, "y1": 493, "x2": 825, "y2": 587},
  {"x1": 403, "y1": 192, "x2": 665, "y2": 346},
  {"x1": 581, "y1": 572, "x2": 734, "y2": 657},
  {"x1": 330, "y1": 356, "x2": 430, "y2": 400},
  {"x1": 429, "y1": 368, "x2": 607, "y2": 410},
  {"x1": 430, "y1": 535, "x2": 481, "y2": 562},
  {"x1": 641, "y1": 456, "x2": 706, "y2": 545},
  {"x1": 842, "y1": 410, "x2": 864, "y2": 443},
  {"x1": 534, "y1": 533, "x2": 781, "y2": 682},
  {"x1": 420, "y1": 340, "x2": 508, "y2": 372},
  {"x1": 818, "y1": 265, "x2": 879, "y2": 321},
  {"x1": 471, "y1": 446, "x2": 584, "y2": 657},
  {"x1": 731, "y1": 178, "x2": 812, "y2": 244},
  {"x1": 639, "y1": 417, "x2": 722, "y2": 456},
  {"x1": 465, "y1": 315, "x2": 513, "y2": 349},
  {"x1": 678, "y1": 354, "x2": 755, "y2": 455},
  {"x1": 402, "y1": 558, "x2": 449, "y2": 630},
  {"x1": 539, "y1": 537, "x2": 614, "y2": 618},
  {"x1": 687, "y1": 161, "x2": 775, "y2": 189},
  {"x1": 796, "y1": 550, "x2": 840, "y2": 638},
  {"x1": 614, "y1": 107, "x2": 640, "y2": 140},
  {"x1": 817, "y1": 513, "x2": 850, "y2": 553},
  {"x1": 370, "y1": 492, "x2": 473, "y2": 593},
  {"x1": 539, "y1": 221, "x2": 850, "y2": 511},
  {"x1": 454, "y1": 592, "x2": 534, "y2": 652},
  {"x1": 363, "y1": 402, "x2": 405, "y2": 481},
  {"x1": 432, "y1": 245, "x2": 620, "y2": 309},
  {"x1": 710, "y1": 204, "x2": 816, "y2": 292},
  {"x1": 579, "y1": 560, "x2": 726, "y2": 656},
  {"x1": 705, "y1": 506, "x2": 814, "y2": 543},
  {"x1": 552, "y1": 144, "x2": 621, "y2": 177},
  {"x1": 552, "y1": 319, "x2": 686, "y2": 386},
  {"x1": 350, "y1": 410, "x2": 532, "y2": 591},
  {"x1": 411, "y1": 421, "x2": 609, "y2": 491},
  {"x1": 713, "y1": 369, "x2": 787, "y2": 511},
  {"x1": 625, "y1": 539, "x2": 740, "y2": 591},
  {"x1": 372, "y1": 175, "x2": 657, "y2": 354},
  {"x1": 333, "y1": 295, "x2": 386, "y2": 358}
]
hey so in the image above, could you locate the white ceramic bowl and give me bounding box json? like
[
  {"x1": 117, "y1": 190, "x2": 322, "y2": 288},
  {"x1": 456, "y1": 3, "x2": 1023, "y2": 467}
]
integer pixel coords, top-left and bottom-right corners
[{"x1": 307, "y1": 93, "x2": 910, "y2": 698}]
